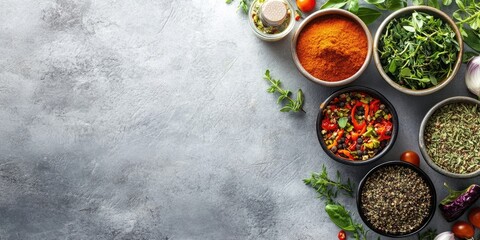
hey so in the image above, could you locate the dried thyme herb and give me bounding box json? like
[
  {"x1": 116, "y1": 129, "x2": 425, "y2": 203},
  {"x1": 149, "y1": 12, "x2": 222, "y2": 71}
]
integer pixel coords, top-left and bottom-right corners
[
  {"x1": 360, "y1": 165, "x2": 432, "y2": 235},
  {"x1": 424, "y1": 103, "x2": 480, "y2": 174}
]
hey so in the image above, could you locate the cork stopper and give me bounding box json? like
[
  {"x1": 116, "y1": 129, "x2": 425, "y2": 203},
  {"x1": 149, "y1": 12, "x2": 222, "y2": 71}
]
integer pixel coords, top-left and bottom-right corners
[{"x1": 260, "y1": 0, "x2": 287, "y2": 27}]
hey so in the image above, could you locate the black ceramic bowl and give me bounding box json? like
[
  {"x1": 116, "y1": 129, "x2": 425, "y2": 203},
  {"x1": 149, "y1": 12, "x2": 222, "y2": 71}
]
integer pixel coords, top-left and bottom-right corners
[
  {"x1": 357, "y1": 161, "x2": 436, "y2": 238},
  {"x1": 316, "y1": 86, "x2": 398, "y2": 165}
]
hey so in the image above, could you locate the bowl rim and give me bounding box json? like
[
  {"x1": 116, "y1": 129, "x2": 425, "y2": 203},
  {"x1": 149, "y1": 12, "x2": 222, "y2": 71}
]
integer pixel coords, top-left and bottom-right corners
[
  {"x1": 248, "y1": 0, "x2": 296, "y2": 41},
  {"x1": 373, "y1": 6, "x2": 464, "y2": 96},
  {"x1": 356, "y1": 161, "x2": 437, "y2": 237},
  {"x1": 291, "y1": 9, "x2": 373, "y2": 87},
  {"x1": 419, "y1": 96, "x2": 480, "y2": 178},
  {"x1": 316, "y1": 86, "x2": 399, "y2": 165}
]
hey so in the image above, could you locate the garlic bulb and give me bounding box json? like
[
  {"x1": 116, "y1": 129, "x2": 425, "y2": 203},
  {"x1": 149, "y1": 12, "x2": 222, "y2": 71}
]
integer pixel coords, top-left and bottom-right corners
[
  {"x1": 434, "y1": 231, "x2": 455, "y2": 240},
  {"x1": 466, "y1": 56, "x2": 480, "y2": 98}
]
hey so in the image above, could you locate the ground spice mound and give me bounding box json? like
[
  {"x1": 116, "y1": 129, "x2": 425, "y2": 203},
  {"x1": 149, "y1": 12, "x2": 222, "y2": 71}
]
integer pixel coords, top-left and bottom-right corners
[
  {"x1": 296, "y1": 15, "x2": 368, "y2": 81},
  {"x1": 360, "y1": 165, "x2": 432, "y2": 235}
]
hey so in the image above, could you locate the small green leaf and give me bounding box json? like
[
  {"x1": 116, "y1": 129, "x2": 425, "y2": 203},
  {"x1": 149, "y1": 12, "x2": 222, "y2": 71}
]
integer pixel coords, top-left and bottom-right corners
[
  {"x1": 364, "y1": 0, "x2": 385, "y2": 4},
  {"x1": 442, "y1": 0, "x2": 452, "y2": 5},
  {"x1": 400, "y1": 68, "x2": 412, "y2": 77},
  {"x1": 280, "y1": 106, "x2": 292, "y2": 112},
  {"x1": 348, "y1": 0, "x2": 359, "y2": 13},
  {"x1": 321, "y1": 0, "x2": 348, "y2": 9},
  {"x1": 427, "y1": 0, "x2": 440, "y2": 8},
  {"x1": 226, "y1": 0, "x2": 233, "y2": 4},
  {"x1": 403, "y1": 26, "x2": 415, "y2": 32},
  {"x1": 455, "y1": 0, "x2": 465, "y2": 10},
  {"x1": 338, "y1": 117, "x2": 348, "y2": 128},
  {"x1": 356, "y1": 7, "x2": 382, "y2": 25},
  {"x1": 388, "y1": 60, "x2": 397, "y2": 73},
  {"x1": 325, "y1": 204, "x2": 356, "y2": 232},
  {"x1": 463, "y1": 29, "x2": 480, "y2": 52},
  {"x1": 412, "y1": 0, "x2": 424, "y2": 5},
  {"x1": 463, "y1": 52, "x2": 478, "y2": 63}
]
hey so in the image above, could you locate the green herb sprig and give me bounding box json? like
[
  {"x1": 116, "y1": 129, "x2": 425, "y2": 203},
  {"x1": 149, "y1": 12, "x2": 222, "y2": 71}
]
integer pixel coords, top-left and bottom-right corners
[
  {"x1": 226, "y1": 0, "x2": 252, "y2": 14},
  {"x1": 304, "y1": 165, "x2": 375, "y2": 240},
  {"x1": 378, "y1": 11, "x2": 459, "y2": 90},
  {"x1": 303, "y1": 165, "x2": 353, "y2": 204},
  {"x1": 453, "y1": 0, "x2": 480, "y2": 62},
  {"x1": 263, "y1": 70, "x2": 305, "y2": 113}
]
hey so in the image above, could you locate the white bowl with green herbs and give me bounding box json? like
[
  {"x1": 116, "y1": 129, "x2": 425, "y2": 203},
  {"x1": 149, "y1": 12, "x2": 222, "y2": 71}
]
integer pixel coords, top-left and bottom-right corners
[
  {"x1": 419, "y1": 96, "x2": 480, "y2": 178},
  {"x1": 373, "y1": 6, "x2": 463, "y2": 96}
]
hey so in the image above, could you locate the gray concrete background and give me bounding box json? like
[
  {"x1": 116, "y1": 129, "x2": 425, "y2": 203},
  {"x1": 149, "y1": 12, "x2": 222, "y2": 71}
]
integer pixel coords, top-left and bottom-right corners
[{"x1": 0, "y1": 0, "x2": 477, "y2": 239}]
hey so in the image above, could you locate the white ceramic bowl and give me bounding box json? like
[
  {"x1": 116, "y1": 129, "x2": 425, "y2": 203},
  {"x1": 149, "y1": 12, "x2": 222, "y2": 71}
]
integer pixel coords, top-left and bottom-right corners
[
  {"x1": 291, "y1": 9, "x2": 373, "y2": 87},
  {"x1": 373, "y1": 6, "x2": 463, "y2": 96}
]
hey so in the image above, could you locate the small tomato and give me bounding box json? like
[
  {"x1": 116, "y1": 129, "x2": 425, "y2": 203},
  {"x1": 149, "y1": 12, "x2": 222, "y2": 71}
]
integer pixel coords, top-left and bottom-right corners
[
  {"x1": 296, "y1": 0, "x2": 315, "y2": 12},
  {"x1": 452, "y1": 221, "x2": 475, "y2": 239},
  {"x1": 400, "y1": 150, "x2": 420, "y2": 167},
  {"x1": 337, "y1": 230, "x2": 346, "y2": 240},
  {"x1": 468, "y1": 207, "x2": 480, "y2": 228}
]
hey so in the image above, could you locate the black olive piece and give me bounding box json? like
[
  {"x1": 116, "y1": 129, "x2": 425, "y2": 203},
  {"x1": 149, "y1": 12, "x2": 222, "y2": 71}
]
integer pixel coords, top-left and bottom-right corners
[
  {"x1": 386, "y1": 131, "x2": 392, "y2": 136},
  {"x1": 338, "y1": 138, "x2": 344, "y2": 144},
  {"x1": 357, "y1": 150, "x2": 362, "y2": 155},
  {"x1": 331, "y1": 146, "x2": 337, "y2": 153},
  {"x1": 339, "y1": 102, "x2": 345, "y2": 107},
  {"x1": 347, "y1": 115, "x2": 352, "y2": 121},
  {"x1": 357, "y1": 138, "x2": 363, "y2": 144},
  {"x1": 384, "y1": 109, "x2": 390, "y2": 114},
  {"x1": 356, "y1": 144, "x2": 361, "y2": 150}
]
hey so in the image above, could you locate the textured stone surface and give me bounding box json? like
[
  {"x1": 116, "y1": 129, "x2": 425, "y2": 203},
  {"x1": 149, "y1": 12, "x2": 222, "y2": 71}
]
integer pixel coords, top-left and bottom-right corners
[{"x1": 0, "y1": 0, "x2": 475, "y2": 239}]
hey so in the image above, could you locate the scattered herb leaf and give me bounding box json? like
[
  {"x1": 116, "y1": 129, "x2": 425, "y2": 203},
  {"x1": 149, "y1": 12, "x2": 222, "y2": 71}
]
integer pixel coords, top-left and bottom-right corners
[{"x1": 263, "y1": 70, "x2": 305, "y2": 113}]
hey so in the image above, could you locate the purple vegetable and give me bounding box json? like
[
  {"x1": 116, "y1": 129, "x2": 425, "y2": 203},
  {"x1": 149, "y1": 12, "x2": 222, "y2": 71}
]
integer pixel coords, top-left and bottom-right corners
[{"x1": 439, "y1": 183, "x2": 480, "y2": 222}]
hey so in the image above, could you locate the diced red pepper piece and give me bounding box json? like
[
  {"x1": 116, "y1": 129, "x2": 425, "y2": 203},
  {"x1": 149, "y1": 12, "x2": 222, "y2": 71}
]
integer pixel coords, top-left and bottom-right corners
[{"x1": 322, "y1": 118, "x2": 338, "y2": 131}]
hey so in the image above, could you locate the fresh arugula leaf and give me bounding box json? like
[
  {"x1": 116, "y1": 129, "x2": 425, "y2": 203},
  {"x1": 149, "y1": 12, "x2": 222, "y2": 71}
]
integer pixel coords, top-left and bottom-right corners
[{"x1": 356, "y1": 7, "x2": 382, "y2": 25}]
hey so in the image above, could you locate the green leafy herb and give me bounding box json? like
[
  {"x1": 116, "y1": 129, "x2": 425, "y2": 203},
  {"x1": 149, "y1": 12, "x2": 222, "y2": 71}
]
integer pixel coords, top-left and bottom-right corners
[
  {"x1": 338, "y1": 117, "x2": 348, "y2": 129},
  {"x1": 303, "y1": 165, "x2": 354, "y2": 204},
  {"x1": 378, "y1": 11, "x2": 459, "y2": 90},
  {"x1": 453, "y1": 0, "x2": 480, "y2": 56},
  {"x1": 325, "y1": 204, "x2": 356, "y2": 232},
  {"x1": 321, "y1": 0, "x2": 382, "y2": 24},
  {"x1": 463, "y1": 51, "x2": 478, "y2": 63},
  {"x1": 304, "y1": 166, "x2": 372, "y2": 240},
  {"x1": 373, "y1": 0, "x2": 406, "y2": 10},
  {"x1": 417, "y1": 228, "x2": 437, "y2": 240},
  {"x1": 356, "y1": 7, "x2": 382, "y2": 25},
  {"x1": 263, "y1": 70, "x2": 305, "y2": 113},
  {"x1": 411, "y1": 0, "x2": 452, "y2": 8},
  {"x1": 226, "y1": 0, "x2": 253, "y2": 14}
]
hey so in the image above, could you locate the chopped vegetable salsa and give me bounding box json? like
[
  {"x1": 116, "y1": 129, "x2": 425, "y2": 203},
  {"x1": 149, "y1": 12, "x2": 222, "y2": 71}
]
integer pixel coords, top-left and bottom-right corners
[
  {"x1": 321, "y1": 91, "x2": 394, "y2": 161},
  {"x1": 360, "y1": 165, "x2": 433, "y2": 235}
]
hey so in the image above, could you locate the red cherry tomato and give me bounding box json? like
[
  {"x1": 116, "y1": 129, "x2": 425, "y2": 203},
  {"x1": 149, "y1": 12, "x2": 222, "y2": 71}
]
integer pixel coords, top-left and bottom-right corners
[
  {"x1": 452, "y1": 221, "x2": 475, "y2": 239},
  {"x1": 296, "y1": 0, "x2": 315, "y2": 12},
  {"x1": 468, "y1": 207, "x2": 480, "y2": 228},
  {"x1": 337, "y1": 230, "x2": 346, "y2": 240},
  {"x1": 400, "y1": 150, "x2": 420, "y2": 167}
]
